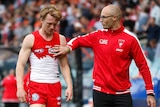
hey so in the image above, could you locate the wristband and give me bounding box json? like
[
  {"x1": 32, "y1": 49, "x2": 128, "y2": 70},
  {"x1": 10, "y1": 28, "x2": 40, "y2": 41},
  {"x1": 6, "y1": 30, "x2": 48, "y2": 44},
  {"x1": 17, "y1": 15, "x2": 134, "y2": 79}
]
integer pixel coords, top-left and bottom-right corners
[
  {"x1": 67, "y1": 46, "x2": 71, "y2": 53},
  {"x1": 147, "y1": 93, "x2": 155, "y2": 97}
]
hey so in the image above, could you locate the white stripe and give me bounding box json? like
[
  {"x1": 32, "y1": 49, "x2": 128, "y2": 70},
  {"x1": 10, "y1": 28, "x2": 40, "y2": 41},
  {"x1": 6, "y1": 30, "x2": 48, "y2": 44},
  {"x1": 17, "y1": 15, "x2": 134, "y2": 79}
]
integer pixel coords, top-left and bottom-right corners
[
  {"x1": 93, "y1": 85, "x2": 101, "y2": 91},
  {"x1": 100, "y1": 29, "x2": 108, "y2": 32},
  {"x1": 147, "y1": 90, "x2": 154, "y2": 94},
  {"x1": 124, "y1": 29, "x2": 150, "y2": 66},
  {"x1": 2, "y1": 99, "x2": 19, "y2": 102},
  {"x1": 68, "y1": 37, "x2": 77, "y2": 46},
  {"x1": 116, "y1": 89, "x2": 130, "y2": 94}
]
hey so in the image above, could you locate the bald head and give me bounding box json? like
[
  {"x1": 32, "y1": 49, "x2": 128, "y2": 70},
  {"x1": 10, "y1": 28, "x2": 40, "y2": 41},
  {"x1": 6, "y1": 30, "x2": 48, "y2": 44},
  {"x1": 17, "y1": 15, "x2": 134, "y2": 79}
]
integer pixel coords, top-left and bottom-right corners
[
  {"x1": 100, "y1": 4, "x2": 122, "y2": 30},
  {"x1": 101, "y1": 4, "x2": 122, "y2": 19}
]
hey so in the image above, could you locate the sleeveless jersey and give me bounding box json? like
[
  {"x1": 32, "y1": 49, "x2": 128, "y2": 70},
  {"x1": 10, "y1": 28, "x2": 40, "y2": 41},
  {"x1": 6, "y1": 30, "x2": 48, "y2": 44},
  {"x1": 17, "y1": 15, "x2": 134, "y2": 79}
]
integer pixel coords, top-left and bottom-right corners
[{"x1": 29, "y1": 31, "x2": 60, "y2": 83}]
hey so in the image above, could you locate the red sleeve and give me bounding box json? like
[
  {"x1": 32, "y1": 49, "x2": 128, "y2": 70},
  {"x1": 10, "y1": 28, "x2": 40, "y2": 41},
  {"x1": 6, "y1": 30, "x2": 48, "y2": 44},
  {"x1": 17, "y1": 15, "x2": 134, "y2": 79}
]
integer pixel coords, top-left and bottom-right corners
[
  {"x1": 131, "y1": 38, "x2": 154, "y2": 94},
  {"x1": 67, "y1": 31, "x2": 98, "y2": 50}
]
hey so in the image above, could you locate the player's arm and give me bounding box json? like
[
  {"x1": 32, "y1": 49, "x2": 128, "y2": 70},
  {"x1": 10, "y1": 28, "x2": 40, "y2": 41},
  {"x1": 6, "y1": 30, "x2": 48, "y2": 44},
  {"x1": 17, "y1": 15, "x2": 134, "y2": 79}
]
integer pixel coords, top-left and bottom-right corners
[
  {"x1": 58, "y1": 35, "x2": 73, "y2": 102},
  {"x1": 16, "y1": 34, "x2": 34, "y2": 102}
]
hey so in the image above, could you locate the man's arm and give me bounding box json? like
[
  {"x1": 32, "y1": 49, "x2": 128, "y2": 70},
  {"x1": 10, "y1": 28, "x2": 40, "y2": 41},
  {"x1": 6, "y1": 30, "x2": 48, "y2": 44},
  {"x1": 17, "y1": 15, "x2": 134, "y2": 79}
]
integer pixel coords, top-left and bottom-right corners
[
  {"x1": 53, "y1": 31, "x2": 97, "y2": 57},
  {"x1": 16, "y1": 34, "x2": 34, "y2": 102},
  {"x1": 131, "y1": 38, "x2": 156, "y2": 107},
  {"x1": 58, "y1": 35, "x2": 73, "y2": 102}
]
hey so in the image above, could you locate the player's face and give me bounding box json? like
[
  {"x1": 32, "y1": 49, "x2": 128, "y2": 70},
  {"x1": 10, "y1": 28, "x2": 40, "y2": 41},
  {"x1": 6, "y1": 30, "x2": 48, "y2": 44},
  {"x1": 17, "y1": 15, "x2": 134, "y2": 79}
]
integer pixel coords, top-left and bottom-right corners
[{"x1": 42, "y1": 14, "x2": 58, "y2": 35}]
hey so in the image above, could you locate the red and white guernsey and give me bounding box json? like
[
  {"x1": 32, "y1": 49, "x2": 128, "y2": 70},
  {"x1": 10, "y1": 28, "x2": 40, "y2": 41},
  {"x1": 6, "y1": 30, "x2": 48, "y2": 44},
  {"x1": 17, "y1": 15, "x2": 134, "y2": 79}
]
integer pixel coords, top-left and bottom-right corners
[
  {"x1": 68, "y1": 26, "x2": 154, "y2": 95},
  {"x1": 29, "y1": 31, "x2": 60, "y2": 83}
]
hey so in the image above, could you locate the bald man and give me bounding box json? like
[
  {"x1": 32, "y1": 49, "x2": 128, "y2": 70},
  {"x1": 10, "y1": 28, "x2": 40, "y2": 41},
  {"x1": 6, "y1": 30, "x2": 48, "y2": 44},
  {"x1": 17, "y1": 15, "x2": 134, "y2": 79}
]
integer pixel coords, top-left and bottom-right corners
[{"x1": 53, "y1": 4, "x2": 156, "y2": 107}]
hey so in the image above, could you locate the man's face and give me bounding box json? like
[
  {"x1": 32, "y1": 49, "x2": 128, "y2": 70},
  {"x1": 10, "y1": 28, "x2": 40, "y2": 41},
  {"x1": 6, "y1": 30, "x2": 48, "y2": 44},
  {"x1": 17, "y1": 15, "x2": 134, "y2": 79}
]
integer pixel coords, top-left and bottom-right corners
[
  {"x1": 41, "y1": 14, "x2": 58, "y2": 35},
  {"x1": 100, "y1": 9, "x2": 114, "y2": 29}
]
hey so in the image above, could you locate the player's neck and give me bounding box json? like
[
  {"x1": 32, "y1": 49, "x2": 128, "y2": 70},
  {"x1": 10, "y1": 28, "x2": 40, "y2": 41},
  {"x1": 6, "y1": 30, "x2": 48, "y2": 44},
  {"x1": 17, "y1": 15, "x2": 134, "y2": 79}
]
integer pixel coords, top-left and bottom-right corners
[{"x1": 39, "y1": 29, "x2": 54, "y2": 40}]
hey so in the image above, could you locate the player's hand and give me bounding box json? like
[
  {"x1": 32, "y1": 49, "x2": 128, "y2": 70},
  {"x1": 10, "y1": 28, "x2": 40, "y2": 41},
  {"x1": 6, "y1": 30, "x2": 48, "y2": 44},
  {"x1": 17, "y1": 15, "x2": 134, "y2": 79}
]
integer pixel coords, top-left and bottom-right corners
[
  {"x1": 65, "y1": 87, "x2": 73, "y2": 102},
  {"x1": 147, "y1": 95, "x2": 156, "y2": 107},
  {"x1": 17, "y1": 88, "x2": 27, "y2": 103},
  {"x1": 53, "y1": 45, "x2": 70, "y2": 57}
]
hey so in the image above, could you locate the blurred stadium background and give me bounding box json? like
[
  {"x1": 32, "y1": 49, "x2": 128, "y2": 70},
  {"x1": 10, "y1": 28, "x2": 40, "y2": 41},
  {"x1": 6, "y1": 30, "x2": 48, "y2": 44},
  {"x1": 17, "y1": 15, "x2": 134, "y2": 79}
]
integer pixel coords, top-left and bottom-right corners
[{"x1": 1, "y1": 0, "x2": 160, "y2": 107}]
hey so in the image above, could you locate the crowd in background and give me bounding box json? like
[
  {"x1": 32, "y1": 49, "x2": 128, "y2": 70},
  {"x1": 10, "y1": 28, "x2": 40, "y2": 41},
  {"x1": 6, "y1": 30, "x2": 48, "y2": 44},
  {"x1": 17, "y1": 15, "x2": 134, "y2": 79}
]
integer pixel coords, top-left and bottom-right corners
[
  {"x1": 0, "y1": 0, "x2": 160, "y2": 106},
  {"x1": 0, "y1": 0, "x2": 160, "y2": 61}
]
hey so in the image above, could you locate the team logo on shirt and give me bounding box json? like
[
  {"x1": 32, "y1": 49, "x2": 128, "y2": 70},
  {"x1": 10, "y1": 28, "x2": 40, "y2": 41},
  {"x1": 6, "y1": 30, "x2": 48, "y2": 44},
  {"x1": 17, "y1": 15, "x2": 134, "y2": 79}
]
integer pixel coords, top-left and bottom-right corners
[
  {"x1": 118, "y1": 39, "x2": 125, "y2": 48},
  {"x1": 116, "y1": 39, "x2": 125, "y2": 52},
  {"x1": 48, "y1": 48, "x2": 56, "y2": 54},
  {"x1": 34, "y1": 49, "x2": 44, "y2": 53},
  {"x1": 46, "y1": 45, "x2": 56, "y2": 54},
  {"x1": 99, "y1": 39, "x2": 108, "y2": 45},
  {"x1": 32, "y1": 93, "x2": 39, "y2": 101}
]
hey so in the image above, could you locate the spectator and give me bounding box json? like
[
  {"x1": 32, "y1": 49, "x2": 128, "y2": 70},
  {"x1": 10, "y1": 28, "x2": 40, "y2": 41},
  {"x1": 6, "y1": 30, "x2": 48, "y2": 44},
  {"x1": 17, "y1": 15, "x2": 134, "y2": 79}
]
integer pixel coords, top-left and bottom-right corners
[
  {"x1": 149, "y1": 0, "x2": 160, "y2": 26},
  {"x1": 0, "y1": 69, "x2": 19, "y2": 107},
  {"x1": 134, "y1": 6, "x2": 149, "y2": 35},
  {"x1": 143, "y1": 17, "x2": 160, "y2": 61}
]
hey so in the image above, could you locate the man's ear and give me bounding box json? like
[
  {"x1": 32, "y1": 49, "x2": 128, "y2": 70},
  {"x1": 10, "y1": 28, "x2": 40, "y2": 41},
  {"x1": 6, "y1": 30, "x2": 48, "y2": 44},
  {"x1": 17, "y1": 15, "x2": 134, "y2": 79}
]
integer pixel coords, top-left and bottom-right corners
[
  {"x1": 113, "y1": 16, "x2": 118, "y2": 20},
  {"x1": 40, "y1": 18, "x2": 43, "y2": 23}
]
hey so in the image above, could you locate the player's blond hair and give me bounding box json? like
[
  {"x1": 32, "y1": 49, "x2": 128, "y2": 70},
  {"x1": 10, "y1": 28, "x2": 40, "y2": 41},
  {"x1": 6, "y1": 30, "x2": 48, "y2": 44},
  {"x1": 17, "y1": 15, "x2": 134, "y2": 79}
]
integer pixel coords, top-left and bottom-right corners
[{"x1": 40, "y1": 4, "x2": 62, "y2": 21}]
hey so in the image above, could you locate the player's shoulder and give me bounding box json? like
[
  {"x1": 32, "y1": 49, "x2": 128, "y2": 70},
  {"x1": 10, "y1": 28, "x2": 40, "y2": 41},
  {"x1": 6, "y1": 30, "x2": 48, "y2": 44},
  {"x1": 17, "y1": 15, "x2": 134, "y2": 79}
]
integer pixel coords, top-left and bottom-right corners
[
  {"x1": 24, "y1": 33, "x2": 34, "y2": 42},
  {"x1": 58, "y1": 33, "x2": 65, "y2": 38},
  {"x1": 59, "y1": 34, "x2": 67, "y2": 45},
  {"x1": 22, "y1": 33, "x2": 35, "y2": 47},
  {"x1": 59, "y1": 34, "x2": 66, "y2": 40}
]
